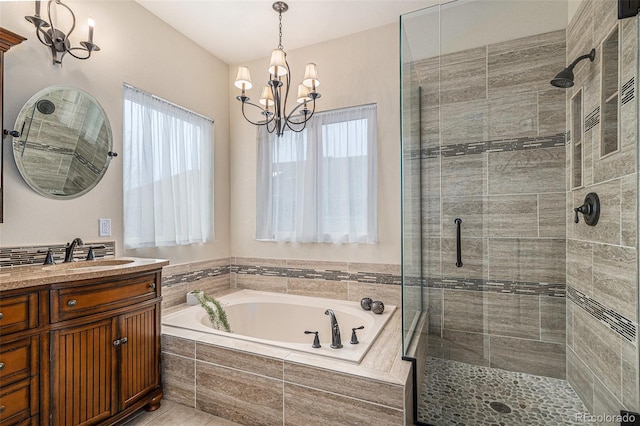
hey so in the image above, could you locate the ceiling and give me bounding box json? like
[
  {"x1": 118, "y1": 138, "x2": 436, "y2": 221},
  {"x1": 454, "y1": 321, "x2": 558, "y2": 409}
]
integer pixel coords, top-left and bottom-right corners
[{"x1": 136, "y1": 0, "x2": 439, "y2": 64}]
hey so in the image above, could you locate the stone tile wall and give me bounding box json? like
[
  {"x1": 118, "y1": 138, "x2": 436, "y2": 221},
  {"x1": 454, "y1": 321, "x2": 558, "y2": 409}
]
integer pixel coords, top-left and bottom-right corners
[
  {"x1": 565, "y1": 0, "x2": 640, "y2": 416},
  {"x1": 411, "y1": 29, "x2": 569, "y2": 378},
  {"x1": 160, "y1": 257, "x2": 401, "y2": 309}
]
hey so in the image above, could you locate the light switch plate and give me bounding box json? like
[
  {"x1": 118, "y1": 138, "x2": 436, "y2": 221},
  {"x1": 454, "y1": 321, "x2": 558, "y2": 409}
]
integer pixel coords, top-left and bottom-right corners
[{"x1": 99, "y1": 218, "x2": 111, "y2": 237}]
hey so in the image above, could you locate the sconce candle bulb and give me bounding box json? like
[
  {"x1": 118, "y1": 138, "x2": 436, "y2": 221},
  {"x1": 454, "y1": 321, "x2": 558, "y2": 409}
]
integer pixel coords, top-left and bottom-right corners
[
  {"x1": 25, "y1": 0, "x2": 100, "y2": 65},
  {"x1": 88, "y1": 17, "x2": 95, "y2": 43}
]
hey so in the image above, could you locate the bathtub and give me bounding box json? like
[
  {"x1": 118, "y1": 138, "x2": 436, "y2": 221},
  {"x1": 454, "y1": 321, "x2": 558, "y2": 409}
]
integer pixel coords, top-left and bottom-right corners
[{"x1": 161, "y1": 289, "x2": 396, "y2": 363}]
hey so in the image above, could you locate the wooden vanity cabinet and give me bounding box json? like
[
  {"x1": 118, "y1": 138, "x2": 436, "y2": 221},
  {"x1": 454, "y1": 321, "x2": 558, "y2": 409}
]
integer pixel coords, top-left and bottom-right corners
[
  {"x1": 48, "y1": 271, "x2": 163, "y2": 425},
  {"x1": 0, "y1": 293, "x2": 42, "y2": 425},
  {"x1": 0, "y1": 268, "x2": 163, "y2": 426}
]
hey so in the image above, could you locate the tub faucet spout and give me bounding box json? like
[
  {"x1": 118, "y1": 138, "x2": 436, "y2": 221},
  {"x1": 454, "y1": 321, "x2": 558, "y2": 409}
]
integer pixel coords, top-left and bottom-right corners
[{"x1": 324, "y1": 309, "x2": 343, "y2": 349}]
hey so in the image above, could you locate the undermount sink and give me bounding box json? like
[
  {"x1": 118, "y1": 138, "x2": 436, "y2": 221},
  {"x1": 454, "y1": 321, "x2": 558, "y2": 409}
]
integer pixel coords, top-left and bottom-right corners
[{"x1": 43, "y1": 259, "x2": 135, "y2": 271}]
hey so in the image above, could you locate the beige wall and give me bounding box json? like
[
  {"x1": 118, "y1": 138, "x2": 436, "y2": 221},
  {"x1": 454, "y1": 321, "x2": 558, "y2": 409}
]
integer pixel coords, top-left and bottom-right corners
[
  {"x1": 229, "y1": 23, "x2": 401, "y2": 264},
  {"x1": 0, "y1": 1, "x2": 230, "y2": 265}
]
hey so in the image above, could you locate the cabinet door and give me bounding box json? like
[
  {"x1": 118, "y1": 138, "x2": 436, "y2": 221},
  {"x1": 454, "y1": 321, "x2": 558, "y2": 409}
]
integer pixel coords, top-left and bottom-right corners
[
  {"x1": 50, "y1": 318, "x2": 118, "y2": 425},
  {"x1": 118, "y1": 304, "x2": 160, "y2": 410}
]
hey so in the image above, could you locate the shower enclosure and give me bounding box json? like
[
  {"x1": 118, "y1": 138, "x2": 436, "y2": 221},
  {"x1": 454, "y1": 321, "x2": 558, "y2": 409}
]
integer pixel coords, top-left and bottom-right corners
[{"x1": 401, "y1": 0, "x2": 640, "y2": 424}]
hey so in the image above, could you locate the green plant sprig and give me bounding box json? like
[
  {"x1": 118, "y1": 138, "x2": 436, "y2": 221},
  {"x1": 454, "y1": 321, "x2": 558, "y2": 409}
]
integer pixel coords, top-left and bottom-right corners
[{"x1": 195, "y1": 292, "x2": 231, "y2": 333}]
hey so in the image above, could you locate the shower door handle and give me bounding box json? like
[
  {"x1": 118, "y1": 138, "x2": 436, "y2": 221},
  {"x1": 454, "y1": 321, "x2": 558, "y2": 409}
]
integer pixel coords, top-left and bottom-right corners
[{"x1": 455, "y1": 218, "x2": 463, "y2": 267}]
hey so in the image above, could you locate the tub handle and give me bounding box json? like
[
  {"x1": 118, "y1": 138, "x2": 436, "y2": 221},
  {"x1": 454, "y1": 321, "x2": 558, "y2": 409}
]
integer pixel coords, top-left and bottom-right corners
[
  {"x1": 304, "y1": 330, "x2": 321, "y2": 348},
  {"x1": 350, "y1": 326, "x2": 365, "y2": 345}
]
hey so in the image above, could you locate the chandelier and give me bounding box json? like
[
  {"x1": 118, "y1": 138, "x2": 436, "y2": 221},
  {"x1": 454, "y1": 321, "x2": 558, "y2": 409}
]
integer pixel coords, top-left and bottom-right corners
[
  {"x1": 234, "y1": 1, "x2": 321, "y2": 137},
  {"x1": 25, "y1": 0, "x2": 100, "y2": 65}
]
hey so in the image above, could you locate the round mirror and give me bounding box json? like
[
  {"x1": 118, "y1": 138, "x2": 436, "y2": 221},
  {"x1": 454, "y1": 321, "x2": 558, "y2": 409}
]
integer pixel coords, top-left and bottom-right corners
[{"x1": 12, "y1": 86, "x2": 113, "y2": 199}]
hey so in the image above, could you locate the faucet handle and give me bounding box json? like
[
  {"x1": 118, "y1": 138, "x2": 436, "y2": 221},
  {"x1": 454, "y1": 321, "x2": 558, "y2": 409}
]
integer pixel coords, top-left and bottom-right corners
[
  {"x1": 37, "y1": 249, "x2": 55, "y2": 265},
  {"x1": 304, "y1": 331, "x2": 321, "y2": 348},
  {"x1": 86, "y1": 245, "x2": 106, "y2": 260},
  {"x1": 350, "y1": 326, "x2": 365, "y2": 345}
]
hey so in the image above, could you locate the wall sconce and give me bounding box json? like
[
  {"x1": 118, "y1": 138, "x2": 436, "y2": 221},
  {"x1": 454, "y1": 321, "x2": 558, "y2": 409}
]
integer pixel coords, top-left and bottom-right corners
[{"x1": 25, "y1": 0, "x2": 100, "y2": 65}]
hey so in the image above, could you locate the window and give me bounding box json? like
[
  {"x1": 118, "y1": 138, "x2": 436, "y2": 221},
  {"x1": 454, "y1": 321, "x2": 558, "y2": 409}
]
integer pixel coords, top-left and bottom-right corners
[
  {"x1": 123, "y1": 84, "x2": 213, "y2": 249},
  {"x1": 256, "y1": 104, "x2": 377, "y2": 243}
]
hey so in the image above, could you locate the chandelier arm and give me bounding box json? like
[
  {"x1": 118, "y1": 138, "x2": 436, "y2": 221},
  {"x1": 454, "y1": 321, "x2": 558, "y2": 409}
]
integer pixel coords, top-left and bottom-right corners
[
  {"x1": 281, "y1": 59, "x2": 292, "y2": 124},
  {"x1": 267, "y1": 118, "x2": 278, "y2": 134},
  {"x1": 283, "y1": 102, "x2": 312, "y2": 125},
  {"x1": 240, "y1": 100, "x2": 275, "y2": 126}
]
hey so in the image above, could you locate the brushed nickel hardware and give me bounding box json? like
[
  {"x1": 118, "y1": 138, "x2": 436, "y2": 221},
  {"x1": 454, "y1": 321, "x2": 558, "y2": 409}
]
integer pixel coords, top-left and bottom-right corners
[{"x1": 67, "y1": 299, "x2": 77, "y2": 307}]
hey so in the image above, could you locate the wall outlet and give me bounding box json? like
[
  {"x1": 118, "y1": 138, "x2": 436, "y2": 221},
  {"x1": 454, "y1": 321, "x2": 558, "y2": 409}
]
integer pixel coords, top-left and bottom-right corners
[{"x1": 99, "y1": 219, "x2": 111, "y2": 237}]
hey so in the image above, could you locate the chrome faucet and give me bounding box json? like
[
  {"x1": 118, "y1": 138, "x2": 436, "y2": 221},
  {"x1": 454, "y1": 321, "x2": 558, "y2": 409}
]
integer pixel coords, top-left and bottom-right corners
[
  {"x1": 64, "y1": 237, "x2": 84, "y2": 262},
  {"x1": 324, "y1": 309, "x2": 343, "y2": 348}
]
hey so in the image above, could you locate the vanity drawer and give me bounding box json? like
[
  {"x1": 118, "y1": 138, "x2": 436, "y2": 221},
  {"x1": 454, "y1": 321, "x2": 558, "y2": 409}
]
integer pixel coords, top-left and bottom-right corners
[
  {"x1": 0, "y1": 337, "x2": 37, "y2": 388},
  {"x1": 51, "y1": 274, "x2": 159, "y2": 322},
  {"x1": 0, "y1": 294, "x2": 38, "y2": 335},
  {"x1": 0, "y1": 377, "x2": 37, "y2": 425}
]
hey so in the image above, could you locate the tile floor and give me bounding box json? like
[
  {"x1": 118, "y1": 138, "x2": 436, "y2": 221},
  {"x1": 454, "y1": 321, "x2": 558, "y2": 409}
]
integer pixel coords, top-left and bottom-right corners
[
  {"x1": 418, "y1": 356, "x2": 588, "y2": 425},
  {"x1": 119, "y1": 400, "x2": 240, "y2": 426}
]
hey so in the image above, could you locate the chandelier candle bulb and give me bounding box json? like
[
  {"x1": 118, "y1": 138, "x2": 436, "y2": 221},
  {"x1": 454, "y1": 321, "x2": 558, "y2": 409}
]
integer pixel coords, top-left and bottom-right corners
[
  {"x1": 234, "y1": 66, "x2": 253, "y2": 90},
  {"x1": 259, "y1": 86, "x2": 274, "y2": 107},
  {"x1": 35, "y1": 0, "x2": 41, "y2": 16},
  {"x1": 303, "y1": 63, "x2": 320, "y2": 89},
  {"x1": 297, "y1": 84, "x2": 310, "y2": 103},
  {"x1": 269, "y1": 49, "x2": 288, "y2": 77}
]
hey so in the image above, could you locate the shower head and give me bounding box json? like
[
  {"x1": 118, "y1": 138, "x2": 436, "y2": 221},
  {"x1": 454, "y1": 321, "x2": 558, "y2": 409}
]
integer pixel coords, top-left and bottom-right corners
[{"x1": 550, "y1": 48, "x2": 596, "y2": 88}]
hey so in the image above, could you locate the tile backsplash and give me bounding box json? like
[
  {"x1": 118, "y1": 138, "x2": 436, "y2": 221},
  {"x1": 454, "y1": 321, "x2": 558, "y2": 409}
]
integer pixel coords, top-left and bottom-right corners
[{"x1": 0, "y1": 241, "x2": 115, "y2": 267}]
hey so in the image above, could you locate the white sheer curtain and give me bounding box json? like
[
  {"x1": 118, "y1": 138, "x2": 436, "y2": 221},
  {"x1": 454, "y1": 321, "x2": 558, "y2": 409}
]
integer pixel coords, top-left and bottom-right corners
[
  {"x1": 256, "y1": 104, "x2": 377, "y2": 243},
  {"x1": 123, "y1": 84, "x2": 214, "y2": 249}
]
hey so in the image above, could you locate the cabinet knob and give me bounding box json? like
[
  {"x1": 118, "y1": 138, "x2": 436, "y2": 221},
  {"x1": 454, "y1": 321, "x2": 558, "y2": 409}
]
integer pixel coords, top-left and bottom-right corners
[
  {"x1": 0, "y1": 362, "x2": 4, "y2": 371},
  {"x1": 150, "y1": 283, "x2": 156, "y2": 290},
  {"x1": 121, "y1": 337, "x2": 128, "y2": 345},
  {"x1": 0, "y1": 405, "x2": 5, "y2": 414},
  {"x1": 0, "y1": 312, "x2": 3, "y2": 320},
  {"x1": 67, "y1": 299, "x2": 77, "y2": 307}
]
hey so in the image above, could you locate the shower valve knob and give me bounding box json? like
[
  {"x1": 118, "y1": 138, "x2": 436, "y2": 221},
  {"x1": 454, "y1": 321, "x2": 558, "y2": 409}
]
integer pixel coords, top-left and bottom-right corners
[{"x1": 573, "y1": 192, "x2": 600, "y2": 226}]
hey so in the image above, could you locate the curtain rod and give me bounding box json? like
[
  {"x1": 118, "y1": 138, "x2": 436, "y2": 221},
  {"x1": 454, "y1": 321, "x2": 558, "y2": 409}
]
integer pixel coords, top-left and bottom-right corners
[{"x1": 123, "y1": 82, "x2": 214, "y2": 124}]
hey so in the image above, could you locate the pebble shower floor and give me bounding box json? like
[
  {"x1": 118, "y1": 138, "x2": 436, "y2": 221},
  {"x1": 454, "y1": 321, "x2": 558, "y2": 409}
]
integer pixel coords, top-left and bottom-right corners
[{"x1": 419, "y1": 356, "x2": 587, "y2": 425}]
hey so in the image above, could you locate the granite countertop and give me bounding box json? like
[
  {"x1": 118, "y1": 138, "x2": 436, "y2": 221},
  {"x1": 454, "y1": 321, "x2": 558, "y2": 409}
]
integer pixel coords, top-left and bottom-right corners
[{"x1": 0, "y1": 257, "x2": 170, "y2": 292}]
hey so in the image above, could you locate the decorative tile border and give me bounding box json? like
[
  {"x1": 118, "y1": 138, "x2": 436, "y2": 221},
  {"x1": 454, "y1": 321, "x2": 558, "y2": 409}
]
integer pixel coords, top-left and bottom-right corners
[
  {"x1": 621, "y1": 77, "x2": 635, "y2": 106},
  {"x1": 163, "y1": 265, "x2": 230, "y2": 286},
  {"x1": 425, "y1": 276, "x2": 565, "y2": 297},
  {"x1": 0, "y1": 242, "x2": 116, "y2": 268},
  {"x1": 404, "y1": 133, "x2": 566, "y2": 160},
  {"x1": 584, "y1": 106, "x2": 600, "y2": 133},
  {"x1": 232, "y1": 264, "x2": 402, "y2": 285},
  {"x1": 567, "y1": 285, "x2": 637, "y2": 343}
]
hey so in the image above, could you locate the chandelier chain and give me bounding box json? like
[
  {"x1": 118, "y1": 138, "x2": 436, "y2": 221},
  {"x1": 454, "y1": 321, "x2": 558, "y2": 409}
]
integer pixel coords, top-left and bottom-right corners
[{"x1": 278, "y1": 10, "x2": 283, "y2": 50}]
